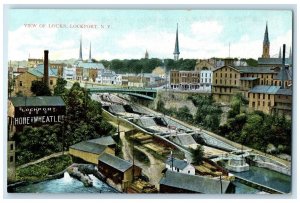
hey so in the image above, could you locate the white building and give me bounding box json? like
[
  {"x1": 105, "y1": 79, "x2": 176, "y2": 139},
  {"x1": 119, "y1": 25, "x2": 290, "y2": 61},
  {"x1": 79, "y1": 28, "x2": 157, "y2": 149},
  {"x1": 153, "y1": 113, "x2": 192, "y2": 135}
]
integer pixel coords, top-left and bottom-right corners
[
  {"x1": 63, "y1": 66, "x2": 76, "y2": 80},
  {"x1": 200, "y1": 70, "x2": 212, "y2": 92},
  {"x1": 165, "y1": 156, "x2": 195, "y2": 175},
  {"x1": 95, "y1": 69, "x2": 117, "y2": 85}
]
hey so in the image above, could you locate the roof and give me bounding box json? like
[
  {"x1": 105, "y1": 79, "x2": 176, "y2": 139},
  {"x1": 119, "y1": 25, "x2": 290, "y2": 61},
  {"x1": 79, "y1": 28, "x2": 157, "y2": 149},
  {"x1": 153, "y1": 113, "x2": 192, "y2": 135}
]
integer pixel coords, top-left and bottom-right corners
[
  {"x1": 28, "y1": 64, "x2": 58, "y2": 77},
  {"x1": 249, "y1": 85, "x2": 280, "y2": 94},
  {"x1": 70, "y1": 141, "x2": 107, "y2": 155},
  {"x1": 173, "y1": 134, "x2": 197, "y2": 147},
  {"x1": 274, "y1": 68, "x2": 292, "y2": 81},
  {"x1": 258, "y1": 57, "x2": 292, "y2": 65},
  {"x1": 263, "y1": 24, "x2": 270, "y2": 45},
  {"x1": 88, "y1": 136, "x2": 116, "y2": 146},
  {"x1": 276, "y1": 88, "x2": 292, "y2": 96},
  {"x1": 214, "y1": 65, "x2": 277, "y2": 74},
  {"x1": 75, "y1": 61, "x2": 105, "y2": 69},
  {"x1": 173, "y1": 24, "x2": 180, "y2": 55},
  {"x1": 166, "y1": 157, "x2": 189, "y2": 170},
  {"x1": 98, "y1": 152, "x2": 132, "y2": 172},
  {"x1": 240, "y1": 77, "x2": 258, "y2": 81},
  {"x1": 10, "y1": 96, "x2": 65, "y2": 107},
  {"x1": 159, "y1": 170, "x2": 230, "y2": 194}
]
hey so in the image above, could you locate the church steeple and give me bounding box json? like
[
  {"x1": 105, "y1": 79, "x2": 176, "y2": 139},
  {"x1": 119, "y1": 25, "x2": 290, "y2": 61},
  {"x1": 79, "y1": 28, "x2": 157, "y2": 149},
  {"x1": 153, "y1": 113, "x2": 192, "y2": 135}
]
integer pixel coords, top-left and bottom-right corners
[
  {"x1": 279, "y1": 47, "x2": 281, "y2": 58},
  {"x1": 78, "y1": 36, "x2": 83, "y2": 61},
  {"x1": 289, "y1": 46, "x2": 292, "y2": 59},
  {"x1": 88, "y1": 42, "x2": 92, "y2": 62},
  {"x1": 145, "y1": 50, "x2": 149, "y2": 59},
  {"x1": 173, "y1": 23, "x2": 180, "y2": 61},
  {"x1": 262, "y1": 22, "x2": 270, "y2": 58}
]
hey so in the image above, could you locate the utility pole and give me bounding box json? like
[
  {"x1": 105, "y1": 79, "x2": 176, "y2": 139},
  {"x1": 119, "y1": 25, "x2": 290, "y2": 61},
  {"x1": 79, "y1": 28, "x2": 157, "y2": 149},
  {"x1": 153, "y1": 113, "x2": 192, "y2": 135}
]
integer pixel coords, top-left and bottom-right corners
[
  {"x1": 132, "y1": 141, "x2": 135, "y2": 183},
  {"x1": 171, "y1": 151, "x2": 174, "y2": 171}
]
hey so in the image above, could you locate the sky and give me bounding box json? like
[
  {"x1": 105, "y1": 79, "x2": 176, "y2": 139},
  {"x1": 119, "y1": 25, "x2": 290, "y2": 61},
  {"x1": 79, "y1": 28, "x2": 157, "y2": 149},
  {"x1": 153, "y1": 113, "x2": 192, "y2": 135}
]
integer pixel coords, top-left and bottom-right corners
[{"x1": 8, "y1": 9, "x2": 293, "y2": 61}]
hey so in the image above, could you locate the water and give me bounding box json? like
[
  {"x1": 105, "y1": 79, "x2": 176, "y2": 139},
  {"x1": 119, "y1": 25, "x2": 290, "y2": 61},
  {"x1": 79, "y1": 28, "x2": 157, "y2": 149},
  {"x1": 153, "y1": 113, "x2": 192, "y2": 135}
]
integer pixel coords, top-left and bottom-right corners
[
  {"x1": 232, "y1": 166, "x2": 291, "y2": 193},
  {"x1": 14, "y1": 172, "x2": 118, "y2": 193}
]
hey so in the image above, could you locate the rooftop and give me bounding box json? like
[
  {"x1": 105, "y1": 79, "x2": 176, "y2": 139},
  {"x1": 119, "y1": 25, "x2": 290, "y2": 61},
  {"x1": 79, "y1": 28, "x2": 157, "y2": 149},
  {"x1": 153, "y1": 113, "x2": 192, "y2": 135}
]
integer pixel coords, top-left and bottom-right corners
[
  {"x1": 75, "y1": 61, "x2": 105, "y2": 69},
  {"x1": 88, "y1": 136, "x2": 116, "y2": 146},
  {"x1": 10, "y1": 96, "x2": 65, "y2": 107},
  {"x1": 98, "y1": 152, "x2": 132, "y2": 172},
  {"x1": 70, "y1": 141, "x2": 107, "y2": 155},
  {"x1": 159, "y1": 170, "x2": 230, "y2": 194},
  {"x1": 28, "y1": 64, "x2": 58, "y2": 77},
  {"x1": 249, "y1": 85, "x2": 280, "y2": 94},
  {"x1": 258, "y1": 57, "x2": 292, "y2": 65},
  {"x1": 166, "y1": 157, "x2": 189, "y2": 170},
  {"x1": 276, "y1": 88, "x2": 292, "y2": 96}
]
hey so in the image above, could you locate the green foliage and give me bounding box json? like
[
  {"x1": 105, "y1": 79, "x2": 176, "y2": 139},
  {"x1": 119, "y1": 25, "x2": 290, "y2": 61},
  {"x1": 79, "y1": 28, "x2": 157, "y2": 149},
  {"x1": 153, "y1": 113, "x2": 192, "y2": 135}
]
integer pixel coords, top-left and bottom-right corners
[
  {"x1": 193, "y1": 95, "x2": 222, "y2": 132},
  {"x1": 219, "y1": 111, "x2": 291, "y2": 154},
  {"x1": 30, "y1": 80, "x2": 52, "y2": 96},
  {"x1": 228, "y1": 93, "x2": 248, "y2": 119},
  {"x1": 15, "y1": 124, "x2": 63, "y2": 165},
  {"x1": 54, "y1": 78, "x2": 67, "y2": 96},
  {"x1": 16, "y1": 155, "x2": 72, "y2": 182},
  {"x1": 191, "y1": 145, "x2": 204, "y2": 165},
  {"x1": 15, "y1": 82, "x2": 115, "y2": 165}
]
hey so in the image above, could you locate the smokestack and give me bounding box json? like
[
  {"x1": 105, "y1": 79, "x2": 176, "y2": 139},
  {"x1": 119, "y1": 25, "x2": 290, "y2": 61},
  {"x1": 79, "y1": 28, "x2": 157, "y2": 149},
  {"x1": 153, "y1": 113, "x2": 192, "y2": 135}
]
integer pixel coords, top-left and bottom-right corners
[
  {"x1": 44, "y1": 50, "x2": 49, "y2": 87},
  {"x1": 281, "y1": 44, "x2": 286, "y2": 89}
]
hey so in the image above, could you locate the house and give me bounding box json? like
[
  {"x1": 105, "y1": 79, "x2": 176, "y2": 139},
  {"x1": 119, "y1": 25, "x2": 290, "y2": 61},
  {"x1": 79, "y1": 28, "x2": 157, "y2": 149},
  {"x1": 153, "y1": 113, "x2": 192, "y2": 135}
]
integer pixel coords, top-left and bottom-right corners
[
  {"x1": 98, "y1": 152, "x2": 142, "y2": 192},
  {"x1": 69, "y1": 141, "x2": 114, "y2": 164},
  {"x1": 170, "y1": 70, "x2": 200, "y2": 90},
  {"x1": 13, "y1": 64, "x2": 58, "y2": 96},
  {"x1": 248, "y1": 85, "x2": 292, "y2": 117},
  {"x1": 159, "y1": 170, "x2": 233, "y2": 193},
  {"x1": 165, "y1": 156, "x2": 195, "y2": 175}
]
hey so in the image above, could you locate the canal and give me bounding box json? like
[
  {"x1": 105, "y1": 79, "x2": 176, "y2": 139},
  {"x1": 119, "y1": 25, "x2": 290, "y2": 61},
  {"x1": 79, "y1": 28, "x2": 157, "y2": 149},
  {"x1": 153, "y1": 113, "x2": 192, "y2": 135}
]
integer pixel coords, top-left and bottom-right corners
[
  {"x1": 232, "y1": 166, "x2": 291, "y2": 194},
  {"x1": 13, "y1": 172, "x2": 118, "y2": 193}
]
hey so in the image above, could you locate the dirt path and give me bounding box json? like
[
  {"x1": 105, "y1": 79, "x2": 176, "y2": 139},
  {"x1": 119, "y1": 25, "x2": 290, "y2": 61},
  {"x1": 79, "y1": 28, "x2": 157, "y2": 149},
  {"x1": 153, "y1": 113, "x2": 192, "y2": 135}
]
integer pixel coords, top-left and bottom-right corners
[
  {"x1": 18, "y1": 151, "x2": 68, "y2": 169},
  {"x1": 134, "y1": 146, "x2": 165, "y2": 188}
]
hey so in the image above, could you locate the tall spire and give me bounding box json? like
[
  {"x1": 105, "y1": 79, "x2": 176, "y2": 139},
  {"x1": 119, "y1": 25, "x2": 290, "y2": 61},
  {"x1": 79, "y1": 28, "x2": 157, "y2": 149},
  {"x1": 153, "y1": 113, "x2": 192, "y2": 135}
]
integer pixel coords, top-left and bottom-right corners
[
  {"x1": 263, "y1": 23, "x2": 270, "y2": 45},
  {"x1": 145, "y1": 49, "x2": 149, "y2": 59},
  {"x1": 78, "y1": 36, "x2": 83, "y2": 61},
  {"x1": 173, "y1": 23, "x2": 180, "y2": 61},
  {"x1": 88, "y1": 41, "x2": 92, "y2": 62},
  {"x1": 289, "y1": 46, "x2": 292, "y2": 59},
  {"x1": 279, "y1": 47, "x2": 281, "y2": 58},
  {"x1": 262, "y1": 22, "x2": 270, "y2": 58}
]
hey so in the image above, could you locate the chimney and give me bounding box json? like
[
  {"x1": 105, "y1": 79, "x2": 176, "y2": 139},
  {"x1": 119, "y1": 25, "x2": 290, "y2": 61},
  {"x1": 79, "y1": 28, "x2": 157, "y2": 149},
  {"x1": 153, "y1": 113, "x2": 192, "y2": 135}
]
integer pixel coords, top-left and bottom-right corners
[
  {"x1": 44, "y1": 50, "x2": 49, "y2": 86},
  {"x1": 281, "y1": 44, "x2": 286, "y2": 89}
]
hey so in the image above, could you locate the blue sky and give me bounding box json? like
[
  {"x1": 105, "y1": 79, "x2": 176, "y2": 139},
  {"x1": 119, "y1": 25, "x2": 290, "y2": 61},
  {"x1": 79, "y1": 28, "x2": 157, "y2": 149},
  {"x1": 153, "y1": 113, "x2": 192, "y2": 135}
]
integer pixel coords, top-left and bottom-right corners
[{"x1": 8, "y1": 9, "x2": 293, "y2": 60}]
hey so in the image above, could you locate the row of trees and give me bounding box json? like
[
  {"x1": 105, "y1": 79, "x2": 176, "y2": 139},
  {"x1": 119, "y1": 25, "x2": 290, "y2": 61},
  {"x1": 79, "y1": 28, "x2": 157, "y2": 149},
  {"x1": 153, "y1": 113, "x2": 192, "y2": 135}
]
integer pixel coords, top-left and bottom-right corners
[
  {"x1": 15, "y1": 79, "x2": 115, "y2": 165},
  {"x1": 98, "y1": 58, "x2": 197, "y2": 74}
]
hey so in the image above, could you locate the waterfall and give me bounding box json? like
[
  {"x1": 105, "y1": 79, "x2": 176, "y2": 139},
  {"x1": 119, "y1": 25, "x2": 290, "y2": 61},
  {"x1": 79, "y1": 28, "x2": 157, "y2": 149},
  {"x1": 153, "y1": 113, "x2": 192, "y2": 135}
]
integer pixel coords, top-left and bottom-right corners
[{"x1": 63, "y1": 172, "x2": 72, "y2": 182}]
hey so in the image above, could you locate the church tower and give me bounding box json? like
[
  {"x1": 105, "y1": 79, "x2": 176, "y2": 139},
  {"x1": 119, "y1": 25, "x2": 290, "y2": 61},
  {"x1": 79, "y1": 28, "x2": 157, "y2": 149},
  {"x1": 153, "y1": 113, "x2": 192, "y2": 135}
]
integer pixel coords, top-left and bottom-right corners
[
  {"x1": 88, "y1": 42, "x2": 92, "y2": 62},
  {"x1": 78, "y1": 36, "x2": 83, "y2": 62},
  {"x1": 262, "y1": 23, "x2": 270, "y2": 58},
  {"x1": 173, "y1": 23, "x2": 180, "y2": 61},
  {"x1": 145, "y1": 50, "x2": 149, "y2": 59}
]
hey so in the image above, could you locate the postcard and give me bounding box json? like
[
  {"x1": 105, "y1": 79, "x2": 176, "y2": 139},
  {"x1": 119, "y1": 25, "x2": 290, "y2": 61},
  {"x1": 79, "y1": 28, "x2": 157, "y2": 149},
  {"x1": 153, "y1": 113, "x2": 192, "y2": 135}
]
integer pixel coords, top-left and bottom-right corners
[{"x1": 5, "y1": 7, "x2": 293, "y2": 195}]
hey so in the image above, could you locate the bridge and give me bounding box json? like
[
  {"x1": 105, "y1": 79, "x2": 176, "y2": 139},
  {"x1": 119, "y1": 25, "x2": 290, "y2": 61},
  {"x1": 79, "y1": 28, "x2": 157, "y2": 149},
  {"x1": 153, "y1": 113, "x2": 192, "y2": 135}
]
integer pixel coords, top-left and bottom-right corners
[{"x1": 87, "y1": 87, "x2": 157, "y2": 100}]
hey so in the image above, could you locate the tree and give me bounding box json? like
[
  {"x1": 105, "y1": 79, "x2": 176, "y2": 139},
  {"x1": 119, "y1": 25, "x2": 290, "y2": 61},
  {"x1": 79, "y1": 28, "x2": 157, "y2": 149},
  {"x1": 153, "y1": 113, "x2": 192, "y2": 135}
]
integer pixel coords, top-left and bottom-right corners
[
  {"x1": 31, "y1": 80, "x2": 51, "y2": 96},
  {"x1": 191, "y1": 145, "x2": 204, "y2": 165},
  {"x1": 54, "y1": 78, "x2": 67, "y2": 96}
]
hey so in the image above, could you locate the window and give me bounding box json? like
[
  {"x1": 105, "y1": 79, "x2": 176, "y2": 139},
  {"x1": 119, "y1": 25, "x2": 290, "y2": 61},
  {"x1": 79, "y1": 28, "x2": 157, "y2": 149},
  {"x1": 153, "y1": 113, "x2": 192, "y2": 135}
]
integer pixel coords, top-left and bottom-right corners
[
  {"x1": 177, "y1": 168, "x2": 179, "y2": 172},
  {"x1": 268, "y1": 94, "x2": 270, "y2": 100},
  {"x1": 10, "y1": 156, "x2": 13, "y2": 163},
  {"x1": 50, "y1": 80, "x2": 53, "y2": 85},
  {"x1": 252, "y1": 102, "x2": 255, "y2": 107},
  {"x1": 215, "y1": 79, "x2": 217, "y2": 84},
  {"x1": 263, "y1": 94, "x2": 265, "y2": 99},
  {"x1": 188, "y1": 171, "x2": 190, "y2": 174},
  {"x1": 19, "y1": 81, "x2": 23, "y2": 86},
  {"x1": 10, "y1": 144, "x2": 13, "y2": 151},
  {"x1": 253, "y1": 94, "x2": 255, "y2": 99}
]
